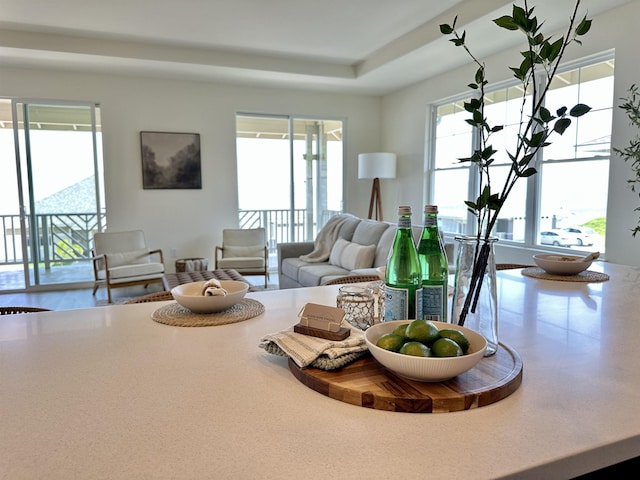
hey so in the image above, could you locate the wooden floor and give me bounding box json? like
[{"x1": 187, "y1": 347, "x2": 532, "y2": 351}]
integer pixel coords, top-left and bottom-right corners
[{"x1": 0, "y1": 275, "x2": 278, "y2": 311}]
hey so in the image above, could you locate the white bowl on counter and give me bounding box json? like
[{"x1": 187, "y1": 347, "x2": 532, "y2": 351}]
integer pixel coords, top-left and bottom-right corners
[
  {"x1": 364, "y1": 320, "x2": 487, "y2": 382},
  {"x1": 533, "y1": 253, "x2": 592, "y2": 276},
  {"x1": 171, "y1": 280, "x2": 248, "y2": 313}
]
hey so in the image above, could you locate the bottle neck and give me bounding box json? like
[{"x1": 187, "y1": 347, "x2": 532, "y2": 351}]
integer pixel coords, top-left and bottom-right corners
[
  {"x1": 423, "y1": 213, "x2": 438, "y2": 228},
  {"x1": 397, "y1": 215, "x2": 412, "y2": 229}
]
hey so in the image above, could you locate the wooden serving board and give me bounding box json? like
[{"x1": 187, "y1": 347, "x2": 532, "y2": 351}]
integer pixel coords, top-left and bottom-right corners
[{"x1": 288, "y1": 343, "x2": 522, "y2": 413}]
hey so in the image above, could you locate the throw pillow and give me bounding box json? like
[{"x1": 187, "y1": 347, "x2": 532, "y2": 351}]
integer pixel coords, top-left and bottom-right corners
[{"x1": 329, "y1": 238, "x2": 376, "y2": 271}]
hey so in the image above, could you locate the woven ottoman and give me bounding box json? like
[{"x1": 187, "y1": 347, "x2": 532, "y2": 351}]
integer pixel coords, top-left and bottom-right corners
[{"x1": 162, "y1": 269, "x2": 257, "y2": 292}]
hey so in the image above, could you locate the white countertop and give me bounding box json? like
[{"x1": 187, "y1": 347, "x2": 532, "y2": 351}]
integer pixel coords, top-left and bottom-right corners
[{"x1": 2, "y1": 262, "x2": 640, "y2": 479}]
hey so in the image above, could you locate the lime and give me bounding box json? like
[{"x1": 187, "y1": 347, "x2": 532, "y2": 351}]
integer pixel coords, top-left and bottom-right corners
[
  {"x1": 392, "y1": 323, "x2": 409, "y2": 338},
  {"x1": 438, "y1": 329, "x2": 470, "y2": 353},
  {"x1": 376, "y1": 333, "x2": 405, "y2": 352},
  {"x1": 399, "y1": 341, "x2": 432, "y2": 357},
  {"x1": 431, "y1": 337, "x2": 463, "y2": 357},
  {"x1": 405, "y1": 319, "x2": 439, "y2": 345}
]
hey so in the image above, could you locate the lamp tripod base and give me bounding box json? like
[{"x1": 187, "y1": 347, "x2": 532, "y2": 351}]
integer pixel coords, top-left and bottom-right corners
[{"x1": 368, "y1": 177, "x2": 383, "y2": 221}]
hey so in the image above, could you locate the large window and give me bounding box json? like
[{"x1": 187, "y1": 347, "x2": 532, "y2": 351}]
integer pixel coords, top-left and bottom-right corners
[
  {"x1": 235, "y1": 114, "x2": 344, "y2": 265},
  {"x1": 429, "y1": 55, "x2": 614, "y2": 253}
]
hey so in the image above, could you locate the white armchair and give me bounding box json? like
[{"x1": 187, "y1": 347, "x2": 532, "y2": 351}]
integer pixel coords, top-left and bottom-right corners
[
  {"x1": 215, "y1": 228, "x2": 269, "y2": 288},
  {"x1": 91, "y1": 230, "x2": 165, "y2": 303}
]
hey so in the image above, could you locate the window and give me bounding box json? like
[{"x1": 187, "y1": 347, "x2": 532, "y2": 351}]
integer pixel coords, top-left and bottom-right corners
[
  {"x1": 235, "y1": 114, "x2": 344, "y2": 266},
  {"x1": 429, "y1": 55, "x2": 614, "y2": 253}
]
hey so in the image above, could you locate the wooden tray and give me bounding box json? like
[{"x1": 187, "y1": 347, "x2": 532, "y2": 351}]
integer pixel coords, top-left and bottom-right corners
[{"x1": 288, "y1": 343, "x2": 522, "y2": 413}]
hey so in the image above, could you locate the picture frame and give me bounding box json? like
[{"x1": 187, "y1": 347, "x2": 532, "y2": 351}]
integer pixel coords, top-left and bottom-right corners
[{"x1": 140, "y1": 131, "x2": 201, "y2": 189}]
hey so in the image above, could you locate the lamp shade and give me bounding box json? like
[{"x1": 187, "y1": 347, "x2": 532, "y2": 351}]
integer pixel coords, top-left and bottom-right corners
[{"x1": 358, "y1": 152, "x2": 397, "y2": 179}]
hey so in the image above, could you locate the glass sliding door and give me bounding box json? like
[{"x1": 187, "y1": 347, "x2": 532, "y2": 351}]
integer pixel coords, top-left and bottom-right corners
[
  {"x1": 1, "y1": 99, "x2": 105, "y2": 290},
  {"x1": 236, "y1": 114, "x2": 344, "y2": 269}
]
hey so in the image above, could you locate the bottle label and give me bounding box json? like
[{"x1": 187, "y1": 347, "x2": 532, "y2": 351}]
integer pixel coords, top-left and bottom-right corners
[
  {"x1": 421, "y1": 284, "x2": 445, "y2": 322},
  {"x1": 423, "y1": 215, "x2": 437, "y2": 227},
  {"x1": 384, "y1": 286, "x2": 422, "y2": 321},
  {"x1": 397, "y1": 217, "x2": 412, "y2": 229}
]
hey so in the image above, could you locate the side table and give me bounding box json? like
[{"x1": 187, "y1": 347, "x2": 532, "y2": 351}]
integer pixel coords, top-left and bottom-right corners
[{"x1": 175, "y1": 257, "x2": 208, "y2": 273}]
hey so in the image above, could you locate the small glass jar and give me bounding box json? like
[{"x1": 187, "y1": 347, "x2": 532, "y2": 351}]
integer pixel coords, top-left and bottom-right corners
[{"x1": 337, "y1": 285, "x2": 375, "y2": 330}]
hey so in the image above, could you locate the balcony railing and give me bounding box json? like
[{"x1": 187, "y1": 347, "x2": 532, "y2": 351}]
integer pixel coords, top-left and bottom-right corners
[
  {"x1": 1, "y1": 213, "x2": 104, "y2": 268},
  {"x1": 1, "y1": 209, "x2": 340, "y2": 270}
]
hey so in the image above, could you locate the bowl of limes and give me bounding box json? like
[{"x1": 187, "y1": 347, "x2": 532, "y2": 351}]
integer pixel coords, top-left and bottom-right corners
[{"x1": 364, "y1": 319, "x2": 487, "y2": 382}]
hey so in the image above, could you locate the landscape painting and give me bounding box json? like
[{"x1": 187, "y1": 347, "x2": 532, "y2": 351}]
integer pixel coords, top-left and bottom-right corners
[{"x1": 140, "y1": 131, "x2": 201, "y2": 189}]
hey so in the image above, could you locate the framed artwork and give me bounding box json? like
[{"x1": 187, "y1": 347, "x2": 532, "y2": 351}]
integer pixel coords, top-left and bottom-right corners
[{"x1": 140, "y1": 131, "x2": 202, "y2": 189}]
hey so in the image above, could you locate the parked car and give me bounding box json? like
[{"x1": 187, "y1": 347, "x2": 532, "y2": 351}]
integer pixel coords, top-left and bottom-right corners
[
  {"x1": 561, "y1": 226, "x2": 597, "y2": 246},
  {"x1": 540, "y1": 229, "x2": 580, "y2": 247}
]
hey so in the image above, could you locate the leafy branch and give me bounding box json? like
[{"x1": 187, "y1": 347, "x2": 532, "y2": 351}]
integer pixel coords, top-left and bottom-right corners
[
  {"x1": 614, "y1": 84, "x2": 640, "y2": 237},
  {"x1": 439, "y1": 1, "x2": 592, "y2": 325}
]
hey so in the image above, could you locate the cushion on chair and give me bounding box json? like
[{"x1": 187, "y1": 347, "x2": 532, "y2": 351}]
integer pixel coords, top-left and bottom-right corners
[
  {"x1": 108, "y1": 262, "x2": 165, "y2": 280},
  {"x1": 223, "y1": 245, "x2": 264, "y2": 258},
  {"x1": 105, "y1": 248, "x2": 151, "y2": 267},
  {"x1": 328, "y1": 238, "x2": 376, "y2": 271},
  {"x1": 217, "y1": 257, "x2": 265, "y2": 270}
]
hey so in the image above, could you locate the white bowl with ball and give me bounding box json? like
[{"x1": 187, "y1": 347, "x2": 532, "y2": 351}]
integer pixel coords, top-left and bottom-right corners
[
  {"x1": 171, "y1": 280, "x2": 249, "y2": 313},
  {"x1": 364, "y1": 320, "x2": 487, "y2": 382}
]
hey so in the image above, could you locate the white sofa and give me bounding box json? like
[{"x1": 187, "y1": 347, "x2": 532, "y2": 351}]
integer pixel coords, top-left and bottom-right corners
[{"x1": 277, "y1": 213, "x2": 432, "y2": 289}]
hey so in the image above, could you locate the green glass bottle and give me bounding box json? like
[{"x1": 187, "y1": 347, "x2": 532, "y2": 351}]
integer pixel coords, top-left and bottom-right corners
[
  {"x1": 417, "y1": 205, "x2": 449, "y2": 322},
  {"x1": 384, "y1": 205, "x2": 422, "y2": 320}
]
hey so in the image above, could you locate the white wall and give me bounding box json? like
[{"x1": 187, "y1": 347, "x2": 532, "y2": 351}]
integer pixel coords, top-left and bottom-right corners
[
  {"x1": 381, "y1": 1, "x2": 640, "y2": 266},
  {"x1": 0, "y1": 68, "x2": 382, "y2": 272}
]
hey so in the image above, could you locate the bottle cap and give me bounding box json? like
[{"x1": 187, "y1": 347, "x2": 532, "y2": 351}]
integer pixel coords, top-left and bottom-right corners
[
  {"x1": 398, "y1": 205, "x2": 412, "y2": 215},
  {"x1": 425, "y1": 205, "x2": 438, "y2": 214}
]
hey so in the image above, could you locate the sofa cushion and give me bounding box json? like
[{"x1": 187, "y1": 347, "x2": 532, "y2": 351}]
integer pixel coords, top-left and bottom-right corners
[
  {"x1": 373, "y1": 226, "x2": 396, "y2": 267},
  {"x1": 351, "y1": 220, "x2": 390, "y2": 246},
  {"x1": 281, "y1": 257, "x2": 309, "y2": 282},
  {"x1": 329, "y1": 238, "x2": 376, "y2": 271},
  {"x1": 337, "y1": 216, "x2": 361, "y2": 241},
  {"x1": 298, "y1": 263, "x2": 349, "y2": 287}
]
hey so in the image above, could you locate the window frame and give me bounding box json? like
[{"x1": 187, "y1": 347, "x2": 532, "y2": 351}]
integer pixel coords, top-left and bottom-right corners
[{"x1": 427, "y1": 51, "x2": 614, "y2": 254}]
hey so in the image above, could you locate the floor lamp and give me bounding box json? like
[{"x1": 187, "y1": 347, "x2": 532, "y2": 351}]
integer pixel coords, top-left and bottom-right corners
[{"x1": 358, "y1": 152, "x2": 397, "y2": 221}]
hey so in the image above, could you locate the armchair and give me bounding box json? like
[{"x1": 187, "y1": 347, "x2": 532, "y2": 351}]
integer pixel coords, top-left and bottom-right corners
[
  {"x1": 92, "y1": 230, "x2": 165, "y2": 303},
  {"x1": 215, "y1": 228, "x2": 269, "y2": 288}
]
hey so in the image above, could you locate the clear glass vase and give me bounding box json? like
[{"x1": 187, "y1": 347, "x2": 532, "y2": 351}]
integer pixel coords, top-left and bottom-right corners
[{"x1": 451, "y1": 236, "x2": 499, "y2": 356}]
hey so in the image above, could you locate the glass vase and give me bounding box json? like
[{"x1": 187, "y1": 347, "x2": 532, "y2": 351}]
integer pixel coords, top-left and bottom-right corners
[{"x1": 451, "y1": 236, "x2": 499, "y2": 356}]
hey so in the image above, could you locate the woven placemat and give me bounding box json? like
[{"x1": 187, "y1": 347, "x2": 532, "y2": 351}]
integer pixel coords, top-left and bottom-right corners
[
  {"x1": 521, "y1": 267, "x2": 609, "y2": 283},
  {"x1": 151, "y1": 298, "x2": 265, "y2": 327}
]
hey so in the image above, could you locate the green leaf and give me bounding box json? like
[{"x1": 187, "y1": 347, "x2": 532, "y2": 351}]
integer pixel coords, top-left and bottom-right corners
[
  {"x1": 556, "y1": 106, "x2": 568, "y2": 117},
  {"x1": 520, "y1": 167, "x2": 537, "y2": 177},
  {"x1": 538, "y1": 106, "x2": 552, "y2": 122},
  {"x1": 440, "y1": 23, "x2": 454, "y2": 35},
  {"x1": 570, "y1": 103, "x2": 592, "y2": 117},
  {"x1": 575, "y1": 16, "x2": 592, "y2": 36},
  {"x1": 468, "y1": 83, "x2": 478, "y2": 90},
  {"x1": 494, "y1": 15, "x2": 518, "y2": 30},
  {"x1": 554, "y1": 118, "x2": 572, "y2": 134},
  {"x1": 475, "y1": 67, "x2": 485, "y2": 84},
  {"x1": 481, "y1": 146, "x2": 496, "y2": 160},
  {"x1": 527, "y1": 130, "x2": 546, "y2": 148},
  {"x1": 512, "y1": 5, "x2": 528, "y2": 29},
  {"x1": 491, "y1": 125, "x2": 504, "y2": 133}
]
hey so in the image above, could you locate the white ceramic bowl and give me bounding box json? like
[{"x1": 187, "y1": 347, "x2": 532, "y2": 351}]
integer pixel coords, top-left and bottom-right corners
[
  {"x1": 533, "y1": 254, "x2": 591, "y2": 276},
  {"x1": 171, "y1": 280, "x2": 249, "y2": 313},
  {"x1": 364, "y1": 320, "x2": 487, "y2": 382}
]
